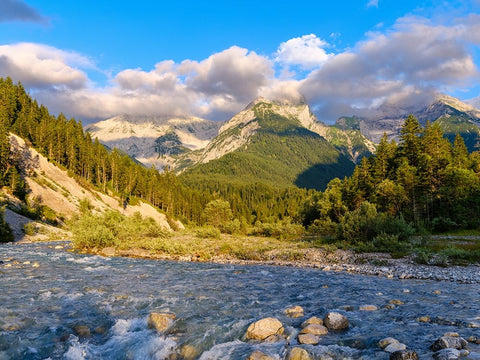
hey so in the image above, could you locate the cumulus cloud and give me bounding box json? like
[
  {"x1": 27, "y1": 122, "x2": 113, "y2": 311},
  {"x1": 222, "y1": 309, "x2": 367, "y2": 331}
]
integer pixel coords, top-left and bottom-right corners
[
  {"x1": 0, "y1": 43, "x2": 91, "y2": 89},
  {"x1": 183, "y1": 46, "x2": 273, "y2": 102},
  {"x1": 300, "y1": 16, "x2": 479, "y2": 120},
  {"x1": 276, "y1": 34, "x2": 332, "y2": 70},
  {"x1": 0, "y1": 0, "x2": 48, "y2": 24},
  {"x1": 2, "y1": 14, "x2": 480, "y2": 124}
]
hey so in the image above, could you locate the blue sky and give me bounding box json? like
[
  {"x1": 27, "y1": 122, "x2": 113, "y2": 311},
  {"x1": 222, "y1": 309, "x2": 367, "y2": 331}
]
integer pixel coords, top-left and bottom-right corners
[{"x1": 1, "y1": 0, "x2": 480, "y2": 123}]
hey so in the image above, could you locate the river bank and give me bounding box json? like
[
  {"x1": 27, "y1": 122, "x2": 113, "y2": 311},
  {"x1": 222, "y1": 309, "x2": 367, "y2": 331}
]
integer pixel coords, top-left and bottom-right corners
[{"x1": 85, "y1": 245, "x2": 480, "y2": 284}]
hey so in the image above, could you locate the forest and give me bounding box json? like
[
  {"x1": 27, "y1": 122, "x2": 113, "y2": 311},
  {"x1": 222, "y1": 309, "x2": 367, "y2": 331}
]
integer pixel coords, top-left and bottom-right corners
[{"x1": 1, "y1": 77, "x2": 480, "y2": 261}]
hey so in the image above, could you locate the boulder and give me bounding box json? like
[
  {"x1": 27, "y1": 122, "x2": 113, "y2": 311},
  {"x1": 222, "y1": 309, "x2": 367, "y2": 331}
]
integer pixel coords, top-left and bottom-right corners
[
  {"x1": 299, "y1": 323, "x2": 328, "y2": 336},
  {"x1": 147, "y1": 312, "x2": 175, "y2": 333},
  {"x1": 417, "y1": 316, "x2": 430, "y2": 323},
  {"x1": 431, "y1": 336, "x2": 468, "y2": 351},
  {"x1": 285, "y1": 305, "x2": 304, "y2": 318},
  {"x1": 379, "y1": 337, "x2": 400, "y2": 349},
  {"x1": 468, "y1": 336, "x2": 480, "y2": 344},
  {"x1": 301, "y1": 316, "x2": 323, "y2": 328},
  {"x1": 385, "y1": 343, "x2": 407, "y2": 353},
  {"x1": 359, "y1": 305, "x2": 378, "y2": 311},
  {"x1": 432, "y1": 348, "x2": 461, "y2": 360},
  {"x1": 323, "y1": 312, "x2": 349, "y2": 330},
  {"x1": 389, "y1": 299, "x2": 405, "y2": 305},
  {"x1": 297, "y1": 333, "x2": 320, "y2": 345},
  {"x1": 286, "y1": 347, "x2": 312, "y2": 360},
  {"x1": 245, "y1": 317, "x2": 284, "y2": 341},
  {"x1": 247, "y1": 350, "x2": 276, "y2": 360},
  {"x1": 389, "y1": 350, "x2": 419, "y2": 360},
  {"x1": 73, "y1": 325, "x2": 91, "y2": 338},
  {"x1": 180, "y1": 344, "x2": 199, "y2": 360}
]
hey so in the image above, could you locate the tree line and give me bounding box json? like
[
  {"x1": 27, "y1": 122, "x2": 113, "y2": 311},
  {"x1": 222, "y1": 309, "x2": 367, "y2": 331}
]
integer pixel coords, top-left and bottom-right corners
[{"x1": 301, "y1": 115, "x2": 480, "y2": 241}]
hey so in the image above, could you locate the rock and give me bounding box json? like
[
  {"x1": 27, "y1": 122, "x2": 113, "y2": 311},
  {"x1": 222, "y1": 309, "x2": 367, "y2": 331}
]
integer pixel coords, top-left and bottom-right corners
[
  {"x1": 147, "y1": 312, "x2": 175, "y2": 333},
  {"x1": 298, "y1": 333, "x2": 320, "y2": 345},
  {"x1": 323, "y1": 312, "x2": 349, "y2": 330},
  {"x1": 73, "y1": 325, "x2": 91, "y2": 338},
  {"x1": 359, "y1": 305, "x2": 378, "y2": 311},
  {"x1": 301, "y1": 316, "x2": 323, "y2": 328},
  {"x1": 444, "y1": 332, "x2": 459, "y2": 337},
  {"x1": 433, "y1": 348, "x2": 461, "y2": 360},
  {"x1": 389, "y1": 299, "x2": 405, "y2": 305},
  {"x1": 245, "y1": 317, "x2": 284, "y2": 341},
  {"x1": 285, "y1": 305, "x2": 304, "y2": 318},
  {"x1": 247, "y1": 350, "x2": 275, "y2": 360},
  {"x1": 180, "y1": 344, "x2": 199, "y2": 360},
  {"x1": 383, "y1": 304, "x2": 396, "y2": 310},
  {"x1": 433, "y1": 290, "x2": 442, "y2": 294},
  {"x1": 468, "y1": 336, "x2": 480, "y2": 344},
  {"x1": 379, "y1": 337, "x2": 400, "y2": 349},
  {"x1": 417, "y1": 316, "x2": 430, "y2": 323},
  {"x1": 431, "y1": 336, "x2": 468, "y2": 351},
  {"x1": 286, "y1": 347, "x2": 312, "y2": 360},
  {"x1": 389, "y1": 350, "x2": 419, "y2": 360},
  {"x1": 299, "y1": 323, "x2": 328, "y2": 336},
  {"x1": 101, "y1": 247, "x2": 116, "y2": 257},
  {"x1": 385, "y1": 342, "x2": 407, "y2": 353}
]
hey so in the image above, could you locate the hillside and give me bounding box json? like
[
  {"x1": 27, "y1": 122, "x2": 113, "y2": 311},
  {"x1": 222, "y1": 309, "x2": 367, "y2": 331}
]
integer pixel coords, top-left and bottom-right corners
[
  {"x1": 180, "y1": 99, "x2": 356, "y2": 191},
  {"x1": 1, "y1": 134, "x2": 174, "y2": 241}
]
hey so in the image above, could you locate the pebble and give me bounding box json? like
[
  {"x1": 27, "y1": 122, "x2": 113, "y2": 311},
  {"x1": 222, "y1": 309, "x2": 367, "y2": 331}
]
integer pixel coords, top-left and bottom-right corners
[
  {"x1": 297, "y1": 333, "x2": 320, "y2": 345},
  {"x1": 359, "y1": 305, "x2": 378, "y2": 311}
]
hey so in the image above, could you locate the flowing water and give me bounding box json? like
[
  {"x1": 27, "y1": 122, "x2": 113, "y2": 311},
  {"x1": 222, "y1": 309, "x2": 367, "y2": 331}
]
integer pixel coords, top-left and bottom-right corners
[{"x1": 0, "y1": 241, "x2": 479, "y2": 360}]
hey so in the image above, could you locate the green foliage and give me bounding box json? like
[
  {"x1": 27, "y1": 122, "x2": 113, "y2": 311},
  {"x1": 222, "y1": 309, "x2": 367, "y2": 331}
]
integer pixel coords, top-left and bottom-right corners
[
  {"x1": 195, "y1": 226, "x2": 221, "y2": 239},
  {"x1": 251, "y1": 217, "x2": 304, "y2": 239},
  {"x1": 201, "y1": 199, "x2": 233, "y2": 231},
  {"x1": 22, "y1": 222, "x2": 37, "y2": 236},
  {"x1": 70, "y1": 210, "x2": 168, "y2": 249},
  {"x1": 0, "y1": 206, "x2": 14, "y2": 243}
]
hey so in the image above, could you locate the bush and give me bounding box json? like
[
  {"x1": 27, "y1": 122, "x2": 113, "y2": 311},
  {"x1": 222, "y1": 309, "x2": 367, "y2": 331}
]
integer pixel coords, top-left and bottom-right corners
[
  {"x1": 338, "y1": 202, "x2": 414, "y2": 245},
  {"x1": 0, "y1": 206, "x2": 14, "y2": 243},
  {"x1": 195, "y1": 226, "x2": 221, "y2": 239},
  {"x1": 201, "y1": 199, "x2": 233, "y2": 231},
  {"x1": 70, "y1": 210, "x2": 168, "y2": 249},
  {"x1": 251, "y1": 218, "x2": 304, "y2": 239},
  {"x1": 431, "y1": 217, "x2": 459, "y2": 233},
  {"x1": 23, "y1": 222, "x2": 37, "y2": 236}
]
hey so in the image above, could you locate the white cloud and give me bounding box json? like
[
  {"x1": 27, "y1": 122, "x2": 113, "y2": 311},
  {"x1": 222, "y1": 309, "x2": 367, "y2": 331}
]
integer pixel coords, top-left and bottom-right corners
[
  {"x1": 0, "y1": 43, "x2": 91, "y2": 89},
  {"x1": 366, "y1": 0, "x2": 379, "y2": 8},
  {"x1": 2, "y1": 14, "x2": 480, "y2": 124},
  {"x1": 275, "y1": 34, "x2": 332, "y2": 70}
]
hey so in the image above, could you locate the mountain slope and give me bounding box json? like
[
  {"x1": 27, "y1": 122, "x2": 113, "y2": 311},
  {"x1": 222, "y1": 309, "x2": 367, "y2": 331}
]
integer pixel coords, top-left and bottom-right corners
[
  {"x1": 339, "y1": 94, "x2": 480, "y2": 146},
  {"x1": 180, "y1": 99, "x2": 356, "y2": 190},
  {"x1": 85, "y1": 115, "x2": 221, "y2": 169}
]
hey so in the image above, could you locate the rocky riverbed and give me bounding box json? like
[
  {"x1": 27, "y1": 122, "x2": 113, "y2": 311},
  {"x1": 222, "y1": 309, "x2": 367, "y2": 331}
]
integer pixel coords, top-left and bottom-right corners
[
  {"x1": 94, "y1": 247, "x2": 480, "y2": 284},
  {"x1": 1, "y1": 241, "x2": 479, "y2": 359}
]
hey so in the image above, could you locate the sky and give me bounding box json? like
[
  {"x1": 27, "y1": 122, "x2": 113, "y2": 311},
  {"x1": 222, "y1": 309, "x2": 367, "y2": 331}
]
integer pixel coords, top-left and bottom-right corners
[{"x1": 1, "y1": 0, "x2": 480, "y2": 123}]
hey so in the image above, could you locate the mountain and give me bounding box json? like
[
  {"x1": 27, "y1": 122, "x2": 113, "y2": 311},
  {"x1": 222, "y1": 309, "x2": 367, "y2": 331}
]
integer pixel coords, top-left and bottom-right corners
[
  {"x1": 339, "y1": 94, "x2": 480, "y2": 150},
  {"x1": 85, "y1": 115, "x2": 221, "y2": 169},
  {"x1": 180, "y1": 98, "x2": 359, "y2": 190}
]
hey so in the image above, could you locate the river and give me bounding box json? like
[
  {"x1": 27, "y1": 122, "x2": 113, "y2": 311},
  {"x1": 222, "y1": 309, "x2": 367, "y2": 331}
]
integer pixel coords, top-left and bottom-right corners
[{"x1": 0, "y1": 241, "x2": 479, "y2": 359}]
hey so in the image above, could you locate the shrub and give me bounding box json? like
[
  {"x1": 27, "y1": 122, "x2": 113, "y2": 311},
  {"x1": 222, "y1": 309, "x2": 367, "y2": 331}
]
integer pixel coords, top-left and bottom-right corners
[
  {"x1": 338, "y1": 202, "x2": 414, "y2": 245},
  {"x1": 0, "y1": 206, "x2": 14, "y2": 243},
  {"x1": 70, "y1": 210, "x2": 168, "y2": 249},
  {"x1": 23, "y1": 222, "x2": 37, "y2": 236},
  {"x1": 251, "y1": 218, "x2": 304, "y2": 239},
  {"x1": 195, "y1": 226, "x2": 221, "y2": 239}
]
